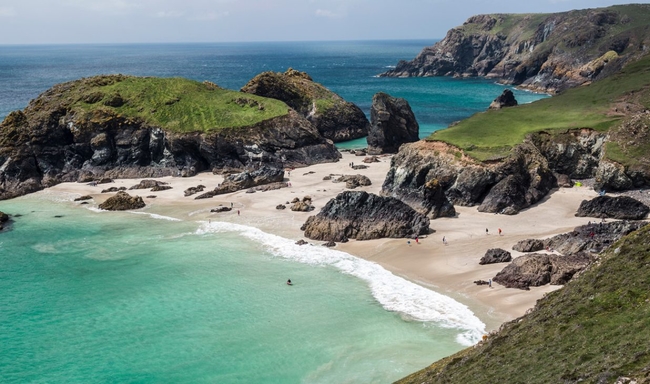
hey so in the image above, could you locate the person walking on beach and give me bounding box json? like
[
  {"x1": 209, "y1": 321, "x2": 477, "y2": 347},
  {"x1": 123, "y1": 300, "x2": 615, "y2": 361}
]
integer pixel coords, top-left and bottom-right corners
[
  {"x1": 486, "y1": 228, "x2": 489, "y2": 235},
  {"x1": 498, "y1": 228, "x2": 502, "y2": 236},
  {"x1": 237, "y1": 210, "x2": 240, "y2": 216},
  {"x1": 488, "y1": 278, "x2": 492, "y2": 288},
  {"x1": 415, "y1": 237, "x2": 419, "y2": 244},
  {"x1": 442, "y1": 236, "x2": 447, "y2": 245}
]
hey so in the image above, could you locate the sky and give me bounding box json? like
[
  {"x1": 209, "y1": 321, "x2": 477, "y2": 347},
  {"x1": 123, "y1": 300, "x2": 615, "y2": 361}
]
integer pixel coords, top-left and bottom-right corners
[{"x1": 0, "y1": 0, "x2": 644, "y2": 44}]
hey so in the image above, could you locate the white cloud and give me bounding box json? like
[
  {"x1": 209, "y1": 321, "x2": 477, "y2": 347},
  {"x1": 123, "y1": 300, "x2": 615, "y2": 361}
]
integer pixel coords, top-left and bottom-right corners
[
  {"x1": 155, "y1": 10, "x2": 184, "y2": 18},
  {"x1": 315, "y1": 8, "x2": 344, "y2": 18},
  {"x1": 190, "y1": 11, "x2": 230, "y2": 21},
  {"x1": 0, "y1": 7, "x2": 16, "y2": 17}
]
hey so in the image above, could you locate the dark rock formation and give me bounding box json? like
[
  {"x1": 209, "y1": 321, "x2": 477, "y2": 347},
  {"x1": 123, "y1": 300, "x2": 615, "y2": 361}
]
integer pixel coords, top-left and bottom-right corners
[
  {"x1": 195, "y1": 166, "x2": 284, "y2": 199},
  {"x1": 98, "y1": 191, "x2": 145, "y2": 211},
  {"x1": 474, "y1": 280, "x2": 491, "y2": 286},
  {"x1": 241, "y1": 68, "x2": 369, "y2": 142},
  {"x1": 334, "y1": 174, "x2": 372, "y2": 189},
  {"x1": 101, "y1": 187, "x2": 126, "y2": 193},
  {"x1": 301, "y1": 191, "x2": 430, "y2": 241},
  {"x1": 74, "y1": 195, "x2": 93, "y2": 201},
  {"x1": 276, "y1": 204, "x2": 286, "y2": 210},
  {"x1": 129, "y1": 179, "x2": 168, "y2": 190},
  {"x1": 543, "y1": 221, "x2": 647, "y2": 255},
  {"x1": 493, "y1": 252, "x2": 594, "y2": 290},
  {"x1": 211, "y1": 206, "x2": 232, "y2": 213},
  {"x1": 576, "y1": 195, "x2": 649, "y2": 220},
  {"x1": 367, "y1": 92, "x2": 419, "y2": 155},
  {"x1": 291, "y1": 200, "x2": 313, "y2": 212},
  {"x1": 380, "y1": 6, "x2": 650, "y2": 93},
  {"x1": 512, "y1": 238, "x2": 545, "y2": 253},
  {"x1": 151, "y1": 185, "x2": 172, "y2": 192},
  {"x1": 479, "y1": 248, "x2": 513, "y2": 265},
  {"x1": 295, "y1": 239, "x2": 308, "y2": 245},
  {"x1": 184, "y1": 185, "x2": 205, "y2": 197},
  {"x1": 488, "y1": 89, "x2": 518, "y2": 110},
  {"x1": 363, "y1": 156, "x2": 380, "y2": 163},
  {"x1": 381, "y1": 140, "x2": 554, "y2": 217},
  {"x1": 0, "y1": 75, "x2": 341, "y2": 201},
  {"x1": 322, "y1": 241, "x2": 336, "y2": 247},
  {"x1": 0, "y1": 211, "x2": 9, "y2": 223}
]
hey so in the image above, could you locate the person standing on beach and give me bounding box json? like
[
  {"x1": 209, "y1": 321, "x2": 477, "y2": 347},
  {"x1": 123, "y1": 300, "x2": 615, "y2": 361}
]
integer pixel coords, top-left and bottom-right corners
[
  {"x1": 486, "y1": 228, "x2": 489, "y2": 235},
  {"x1": 237, "y1": 210, "x2": 240, "y2": 216},
  {"x1": 415, "y1": 237, "x2": 419, "y2": 244},
  {"x1": 488, "y1": 278, "x2": 492, "y2": 288},
  {"x1": 498, "y1": 228, "x2": 502, "y2": 236}
]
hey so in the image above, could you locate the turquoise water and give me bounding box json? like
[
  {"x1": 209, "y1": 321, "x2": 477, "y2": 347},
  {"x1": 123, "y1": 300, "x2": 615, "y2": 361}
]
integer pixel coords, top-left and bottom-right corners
[
  {"x1": 0, "y1": 195, "x2": 478, "y2": 383},
  {"x1": 0, "y1": 41, "x2": 547, "y2": 382}
]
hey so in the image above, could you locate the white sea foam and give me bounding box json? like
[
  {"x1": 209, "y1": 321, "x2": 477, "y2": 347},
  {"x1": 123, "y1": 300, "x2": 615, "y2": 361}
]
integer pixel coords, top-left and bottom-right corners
[
  {"x1": 198, "y1": 221, "x2": 486, "y2": 345},
  {"x1": 128, "y1": 211, "x2": 182, "y2": 222}
]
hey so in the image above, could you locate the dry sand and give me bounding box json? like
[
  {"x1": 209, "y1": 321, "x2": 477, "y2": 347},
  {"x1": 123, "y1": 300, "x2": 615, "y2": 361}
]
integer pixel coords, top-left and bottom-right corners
[{"x1": 45, "y1": 152, "x2": 600, "y2": 331}]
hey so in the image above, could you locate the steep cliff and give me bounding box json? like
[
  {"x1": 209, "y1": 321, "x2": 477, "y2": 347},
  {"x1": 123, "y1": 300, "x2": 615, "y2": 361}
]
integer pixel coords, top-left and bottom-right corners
[
  {"x1": 0, "y1": 75, "x2": 340, "y2": 200},
  {"x1": 381, "y1": 4, "x2": 650, "y2": 93},
  {"x1": 367, "y1": 92, "x2": 419, "y2": 155},
  {"x1": 241, "y1": 68, "x2": 369, "y2": 142}
]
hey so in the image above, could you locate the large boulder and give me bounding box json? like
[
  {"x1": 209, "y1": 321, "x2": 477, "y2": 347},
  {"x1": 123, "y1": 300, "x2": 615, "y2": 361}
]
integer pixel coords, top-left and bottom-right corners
[
  {"x1": 129, "y1": 179, "x2": 168, "y2": 190},
  {"x1": 301, "y1": 191, "x2": 430, "y2": 241},
  {"x1": 576, "y1": 195, "x2": 649, "y2": 220},
  {"x1": 241, "y1": 68, "x2": 369, "y2": 142},
  {"x1": 334, "y1": 174, "x2": 372, "y2": 189},
  {"x1": 98, "y1": 191, "x2": 145, "y2": 211},
  {"x1": 479, "y1": 248, "x2": 512, "y2": 265},
  {"x1": 512, "y1": 238, "x2": 545, "y2": 253},
  {"x1": 195, "y1": 166, "x2": 284, "y2": 199},
  {"x1": 493, "y1": 252, "x2": 594, "y2": 290},
  {"x1": 543, "y1": 220, "x2": 647, "y2": 256},
  {"x1": 0, "y1": 211, "x2": 9, "y2": 223},
  {"x1": 367, "y1": 92, "x2": 419, "y2": 155},
  {"x1": 488, "y1": 89, "x2": 518, "y2": 110}
]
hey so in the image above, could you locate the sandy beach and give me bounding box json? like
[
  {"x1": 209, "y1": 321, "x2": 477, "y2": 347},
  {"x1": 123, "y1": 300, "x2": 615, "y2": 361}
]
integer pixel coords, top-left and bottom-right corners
[{"x1": 45, "y1": 152, "x2": 601, "y2": 332}]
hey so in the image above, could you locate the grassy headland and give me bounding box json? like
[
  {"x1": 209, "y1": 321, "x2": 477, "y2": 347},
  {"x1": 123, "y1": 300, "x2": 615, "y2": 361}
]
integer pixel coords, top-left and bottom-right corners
[
  {"x1": 48, "y1": 75, "x2": 290, "y2": 133},
  {"x1": 429, "y1": 53, "x2": 650, "y2": 162},
  {"x1": 398, "y1": 223, "x2": 650, "y2": 384}
]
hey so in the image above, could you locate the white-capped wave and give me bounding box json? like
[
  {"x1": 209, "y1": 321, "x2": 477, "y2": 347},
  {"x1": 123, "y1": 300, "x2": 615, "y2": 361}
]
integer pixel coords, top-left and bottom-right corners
[
  {"x1": 128, "y1": 211, "x2": 182, "y2": 222},
  {"x1": 384, "y1": 65, "x2": 396, "y2": 68},
  {"x1": 198, "y1": 221, "x2": 485, "y2": 345}
]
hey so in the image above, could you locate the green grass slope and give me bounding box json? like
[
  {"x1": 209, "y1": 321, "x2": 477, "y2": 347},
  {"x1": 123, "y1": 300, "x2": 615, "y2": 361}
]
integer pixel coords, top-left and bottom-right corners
[
  {"x1": 398, "y1": 223, "x2": 650, "y2": 384},
  {"x1": 37, "y1": 75, "x2": 290, "y2": 133},
  {"x1": 430, "y1": 53, "x2": 650, "y2": 161}
]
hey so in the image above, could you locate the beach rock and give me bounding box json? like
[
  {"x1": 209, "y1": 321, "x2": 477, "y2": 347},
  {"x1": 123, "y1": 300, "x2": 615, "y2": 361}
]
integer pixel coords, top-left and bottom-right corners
[
  {"x1": 249, "y1": 181, "x2": 287, "y2": 192},
  {"x1": 0, "y1": 211, "x2": 9, "y2": 223},
  {"x1": 543, "y1": 220, "x2": 647, "y2": 256},
  {"x1": 302, "y1": 191, "x2": 430, "y2": 241},
  {"x1": 101, "y1": 186, "x2": 126, "y2": 193},
  {"x1": 512, "y1": 239, "x2": 545, "y2": 253},
  {"x1": 367, "y1": 92, "x2": 419, "y2": 155},
  {"x1": 351, "y1": 164, "x2": 368, "y2": 170},
  {"x1": 322, "y1": 175, "x2": 332, "y2": 181},
  {"x1": 146, "y1": 195, "x2": 156, "y2": 198},
  {"x1": 151, "y1": 185, "x2": 172, "y2": 192},
  {"x1": 211, "y1": 206, "x2": 232, "y2": 213},
  {"x1": 184, "y1": 185, "x2": 205, "y2": 197},
  {"x1": 130, "y1": 179, "x2": 168, "y2": 190},
  {"x1": 479, "y1": 248, "x2": 513, "y2": 265},
  {"x1": 74, "y1": 195, "x2": 93, "y2": 201},
  {"x1": 276, "y1": 204, "x2": 286, "y2": 210},
  {"x1": 493, "y1": 252, "x2": 594, "y2": 290},
  {"x1": 295, "y1": 239, "x2": 308, "y2": 245},
  {"x1": 576, "y1": 195, "x2": 649, "y2": 220},
  {"x1": 363, "y1": 156, "x2": 379, "y2": 163},
  {"x1": 97, "y1": 178, "x2": 114, "y2": 184},
  {"x1": 556, "y1": 173, "x2": 573, "y2": 188},
  {"x1": 489, "y1": 89, "x2": 518, "y2": 110},
  {"x1": 195, "y1": 165, "x2": 285, "y2": 199},
  {"x1": 241, "y1": 68, "x2": 369, "y2": 142},
  {"x1": 98, "y1": 191, "x2": 145, "y2": 211},
  {"x1": 291, "y1": 201, "x2": 314, "y2": 212},
  {"x1": 474, "y1": 280, "x2": 490, "y2": 286},
  {"x1": 334, "y1": 174, "x2": 372, "y2": 189},
  {"x1": 322, "y1": 241, "x2": 336, "y2": 247}
]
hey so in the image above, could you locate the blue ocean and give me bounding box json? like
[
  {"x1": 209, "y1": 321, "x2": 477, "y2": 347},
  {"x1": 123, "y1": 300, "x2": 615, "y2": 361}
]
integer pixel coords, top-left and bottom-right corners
[{"x1": 0, "y1": 41, "x2": 547, "y2": 383}]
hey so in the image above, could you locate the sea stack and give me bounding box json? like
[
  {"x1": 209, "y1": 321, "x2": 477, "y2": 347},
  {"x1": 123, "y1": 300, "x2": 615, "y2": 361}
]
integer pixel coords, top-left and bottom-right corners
[
  {"x1": 367, "y1": 92, "x2": 419, "y2": 155},
  {"x1": 489, "y1": 89, "x2": 518, "y2": 110}
]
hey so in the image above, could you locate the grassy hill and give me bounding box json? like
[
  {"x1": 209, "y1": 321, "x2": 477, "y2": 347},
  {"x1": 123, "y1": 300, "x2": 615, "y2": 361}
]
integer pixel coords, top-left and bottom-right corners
[
  {"x1": 32, "y1": 75, "x2": 290, "y2": 133},
  {"x1": 398, "y1": 223, "x2": 650, "y2": 384},
  {"x1": 429, "y1": 53, "x2": 650, "y2": 162}
]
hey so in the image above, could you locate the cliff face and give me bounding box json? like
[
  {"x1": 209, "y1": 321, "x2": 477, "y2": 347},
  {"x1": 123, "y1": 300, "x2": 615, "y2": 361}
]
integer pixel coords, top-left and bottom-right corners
[
  {"x1": 0, "y1": 75, "x2": 341, "y2": 200},
  {"x1": 381, "y1": 5, "x2": 650, "y2": 93},
  {"x1": 367, "y1": 92, "x2": 419, "y2": 155},
  {"x1": 241, "y1": 68, "x2": 369, "y2": 142}
]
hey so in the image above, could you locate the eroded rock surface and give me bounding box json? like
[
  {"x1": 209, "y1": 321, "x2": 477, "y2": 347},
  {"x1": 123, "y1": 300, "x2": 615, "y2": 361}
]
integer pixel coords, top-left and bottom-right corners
[
  {"x1": 576, "y1": 195, "x2": 649, "y2": 220},
  {"x1": 367, "y1": 92, "x2": 419, "y2": 155},
  {"x1": 98, "y1": 191, "x2": 145, "y2": 211}
]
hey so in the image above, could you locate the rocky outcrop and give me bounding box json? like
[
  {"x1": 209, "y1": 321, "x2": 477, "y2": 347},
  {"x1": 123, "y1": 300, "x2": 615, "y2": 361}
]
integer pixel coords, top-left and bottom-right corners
[
  {"x1": 479, "y1": 248, "x2": 512, "y2": 265},
  {"x1": 0, "y1": 75, "x2": 341, "y2": 201},
  {"x1": 493, "y1": 253, "x2": 594, "y2": 290},
  {"x1": 576, "y1": 195, "x2": 649, "y2": 220},
  {"x1": 241, "y1": 68, "x2": 369, "y2": 142},
  {"x1": 543, "y1": 221, "x2": 647, "y2": 255},
  {"x1": 334, "y1": 174, "x2": 371, "y2": 189},
  {"x1": 195, "y1": 166, "x2": 284, "y2": 199},
  {"x1": 184, "y1": 185, "x2": 205, "y2": 197},
  {"x1": 129, "y1": 180, "x2": 168, "y2": 190},
  {"x1": 74, "y1": 195, "x2": 93, "y2": 201},
  {"x1": 512, "y1": 238, "x2": 545, "y2": 253},
  {"x1": 382, "y1": 140, "x2": 555, "y2": 217},
  {"x1": 367, "y1": 92, "x2": 419, "y2": 155},
  {"x1": 301, "y1": 191, "x2": 430, "y2": 241},
  {"x1": 488, "y1": 89, "x2": 518, "y2": 110},
  {"x1": 98, "y1": 191, "x2": 145, "y2": 211},
  {"x1": 0, "y1": 211, "x2": 8, "y2": 231},
  {"x1": 380, "y1": 5, "x2": 650, "y2": 93}
]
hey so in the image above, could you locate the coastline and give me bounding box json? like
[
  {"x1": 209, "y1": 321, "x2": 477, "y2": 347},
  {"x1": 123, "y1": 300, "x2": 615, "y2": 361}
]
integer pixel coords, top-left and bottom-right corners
[{"x1": 42, "y1": 152, "x2": 599, "y2": 332}]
